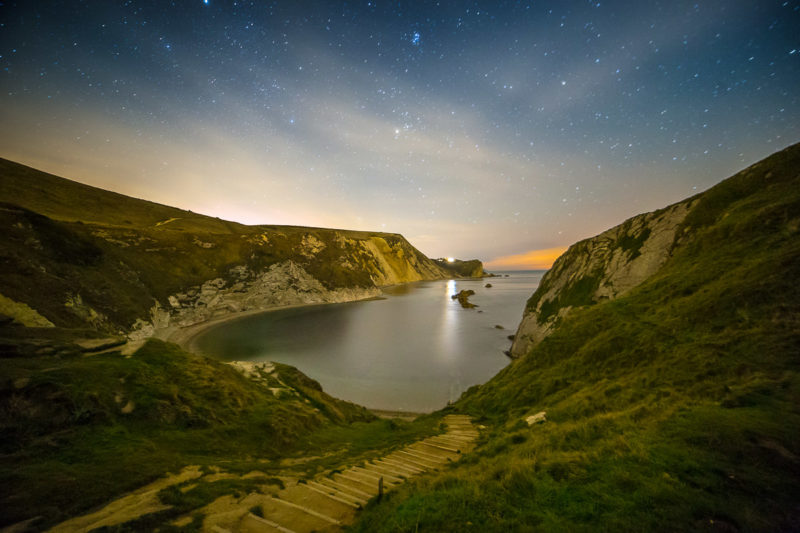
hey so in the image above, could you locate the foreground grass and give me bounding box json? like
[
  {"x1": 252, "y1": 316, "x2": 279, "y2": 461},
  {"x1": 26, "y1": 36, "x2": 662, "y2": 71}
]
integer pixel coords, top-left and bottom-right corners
[
  {"x1": 351, "y1": 147, "x2": 800, "y2": 531},
  {"x1": 0, "y1": 339, "x2": 439, "y2": 530}
]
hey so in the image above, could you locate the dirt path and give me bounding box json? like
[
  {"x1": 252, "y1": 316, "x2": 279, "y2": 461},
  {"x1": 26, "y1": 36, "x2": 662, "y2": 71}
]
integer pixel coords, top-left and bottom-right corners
[{"x1": 46, "y1": 415, "x2": 480, "y2": 533}]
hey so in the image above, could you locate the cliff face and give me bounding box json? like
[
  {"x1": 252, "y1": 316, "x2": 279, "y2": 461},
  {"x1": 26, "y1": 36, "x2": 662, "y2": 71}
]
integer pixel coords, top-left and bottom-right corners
[
  {"x1": 0, "y1": 159, "x2": 449, "y2": 336},
  {"x1": 510, "y1": 200, "x2": 692, "y2": 356},
  {"x1": 511, "y1": 143, "x2": 800, "y2": 358},
  {"x1": 434, "y1": 258, "x2": 485, "y2": 278}
]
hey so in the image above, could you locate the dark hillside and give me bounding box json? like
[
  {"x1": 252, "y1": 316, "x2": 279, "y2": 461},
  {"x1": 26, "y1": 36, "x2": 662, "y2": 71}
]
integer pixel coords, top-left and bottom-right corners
[
  {"x1": 352, "y1": 145, "x2": 800, "y2": 531},
  {"x1": 0, "y1": 337, "x2": 446, "y2": 530},
  {"x1": 0, "y1": 159, "x2": 449, "y2": 334}
]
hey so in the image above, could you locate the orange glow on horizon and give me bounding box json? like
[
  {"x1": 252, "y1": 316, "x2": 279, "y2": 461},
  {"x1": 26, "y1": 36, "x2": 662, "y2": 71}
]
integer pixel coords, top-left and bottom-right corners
[{"x1": 485, "y1": 246, "x2": 568, "y2": 271}]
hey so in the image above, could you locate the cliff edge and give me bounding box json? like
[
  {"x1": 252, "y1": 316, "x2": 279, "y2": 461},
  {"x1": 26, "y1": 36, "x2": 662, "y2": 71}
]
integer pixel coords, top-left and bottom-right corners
[
  {"x1": 511, "y1": 142, "x2": 800, "y2": 357},
  {"x1": 0, "y1": 159, "x2": 450, "y2": 337}
]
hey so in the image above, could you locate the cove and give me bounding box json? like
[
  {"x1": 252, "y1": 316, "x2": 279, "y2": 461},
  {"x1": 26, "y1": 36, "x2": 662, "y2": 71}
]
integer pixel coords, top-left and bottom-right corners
[{"x1": 193, "y1": 271, "x2": 544, "y2": 412}]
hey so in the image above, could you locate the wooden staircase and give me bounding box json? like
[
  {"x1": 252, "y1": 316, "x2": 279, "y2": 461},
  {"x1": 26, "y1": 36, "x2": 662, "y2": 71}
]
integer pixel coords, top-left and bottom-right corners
[{"x1": 204, "y1": 414, "x2": 479, "y2": 532}]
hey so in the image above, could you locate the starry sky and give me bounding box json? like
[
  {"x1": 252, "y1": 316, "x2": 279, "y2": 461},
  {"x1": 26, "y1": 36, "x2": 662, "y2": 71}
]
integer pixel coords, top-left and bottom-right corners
[{"x1": 1, "y1": 1, "x2": 799, "y2": 269}]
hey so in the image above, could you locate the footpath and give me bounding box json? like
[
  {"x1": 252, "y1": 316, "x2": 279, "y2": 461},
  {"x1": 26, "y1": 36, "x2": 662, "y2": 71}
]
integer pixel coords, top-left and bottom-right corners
[{"x1": 46, "y1": 414, "x2": 479, "y2": 533}]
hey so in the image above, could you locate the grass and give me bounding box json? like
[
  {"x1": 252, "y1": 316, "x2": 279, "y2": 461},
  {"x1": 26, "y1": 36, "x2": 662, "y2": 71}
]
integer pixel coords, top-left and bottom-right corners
[
  {"x1": 0, "y1": 158, "x2": 448, "y2": 333},
  {"x1": 350, "y1": 144, "x2": 800, "y2": 531},
  {"x1": 618, "y1": 225, "x2": 651, "y2": 260},
  {"x1": 434, "y1": 259, "x2": 485, "y2": 277},
  {"x1": 0, "y1": 338, "x2": 443, "y2": 530},
  {"x1": 2, "y1": 146, "x2": 798, "y2": 530}
]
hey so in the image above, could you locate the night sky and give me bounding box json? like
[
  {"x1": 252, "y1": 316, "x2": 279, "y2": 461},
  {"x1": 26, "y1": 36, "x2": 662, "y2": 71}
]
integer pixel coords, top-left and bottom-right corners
[{"x1": 1, "y1": 1, "x2": 798, "y2": 268}]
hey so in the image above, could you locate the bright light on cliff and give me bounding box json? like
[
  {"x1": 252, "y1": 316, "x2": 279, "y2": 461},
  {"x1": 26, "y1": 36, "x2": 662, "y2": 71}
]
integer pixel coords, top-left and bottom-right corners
[{"x1": 447, "y1": 257, "x2": 455, "y2": 262}]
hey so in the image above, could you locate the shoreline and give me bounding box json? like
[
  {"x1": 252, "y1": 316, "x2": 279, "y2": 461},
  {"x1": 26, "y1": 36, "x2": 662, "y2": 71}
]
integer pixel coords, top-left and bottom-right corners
[
  {"x1": 156, "y1": 293, "x2": 388, "y2": 354},
  {"x1": 156, "y1": 276, "x2": 460, "y2": 353}
]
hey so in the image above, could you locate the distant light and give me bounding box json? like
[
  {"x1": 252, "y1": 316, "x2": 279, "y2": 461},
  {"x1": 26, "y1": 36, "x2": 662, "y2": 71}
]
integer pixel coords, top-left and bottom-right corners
[
  {"x1": 447, "y1": 257, "x2": 455, "y2": 262},
  {"x1": 203, "y1": 0, "x2": 209, "y2": 4}
]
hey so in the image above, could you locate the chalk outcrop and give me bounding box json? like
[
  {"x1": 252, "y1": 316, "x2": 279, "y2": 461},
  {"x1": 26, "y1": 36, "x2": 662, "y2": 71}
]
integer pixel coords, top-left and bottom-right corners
[
  {"x1": 0, "y1": 158, "x2": 451, "y2": 338},
  {"x1": 510, "y1": 199, "x2": 694, "y2": 357},
  {"x1": 129, "y1": 261, "x2": 382, "y2": 339}
]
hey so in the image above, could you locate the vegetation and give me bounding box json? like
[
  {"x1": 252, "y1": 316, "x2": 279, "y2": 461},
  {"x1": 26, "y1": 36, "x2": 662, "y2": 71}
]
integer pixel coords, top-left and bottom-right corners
[
  {"x1": 0, "y1": 338, "x2": 439, "y2": 529},
  {"x1": 534, "y1": 269, "x2": 603, "y2": 324},
  {"x1": 351, "y1": 145, "x2": 800, "y2": 531},
  {"x1": 0, "y1": 158, "x2": 446, "y2": 333},
  {"x1": 618, "y1": 226, "x2": 651, "y2": 261},
  {"x1": 434, "y1": 258, "x2": 485, "y2": 278},
  {"x1": 2, "y1": 146, "x2": 799, "y2": 531},
  {"x1": 452, "y1": 289, "x2": 478, "y2": 309}
]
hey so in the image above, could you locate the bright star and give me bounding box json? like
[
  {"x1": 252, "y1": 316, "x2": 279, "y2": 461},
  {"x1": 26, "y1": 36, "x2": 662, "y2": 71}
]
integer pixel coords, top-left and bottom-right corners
[{"x1": 411, "y1": 32, "x2": 421, "y2": 46}]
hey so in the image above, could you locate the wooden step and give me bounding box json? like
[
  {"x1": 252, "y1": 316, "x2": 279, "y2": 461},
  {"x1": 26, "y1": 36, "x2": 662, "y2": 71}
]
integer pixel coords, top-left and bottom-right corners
[
  {"x1": 406, "y1": 444, "x2": 455, "y2": 461},
  {"x1": 316, "y1": 477, "x2": 373, "y2": 501},
  {"x1": 349, "y1": 466, "x2": 403, "y2": 484},
  {"x1": 311, "y1": 479, "x2": 369, "y2": 505},
  {"x1": 395, "y1": 449, "x2": 446, "y2": 466},
  {"x1": 339, "y1": 468, "x2": 396, "y2": 487},
  {"x1": 386, "y1": 451, "x2": 438, "y2": 470},
  {"x1": 335, "y1": 471, "x2": 379, "y2": 492},
  {"x1": 429, "y1": 437, "x2": 469, "y2": 449},
  {"x1": 266, "y1": 496, "x2": 341, "y2": 526},
  {"x1": 240, "y1": 512, "x2": 296, "y2": 533},
  {"x1": 360, "y1": 462, "x2": 408, "y2": 480},
  {"x1": 435, "y1": 434, "x2": 473, "y2": 443},
  {"x1": 280, "y1": 483, "x2": 358, "y2": 519},
  {"x1": 306, "y1": 480, "x2": 366, "y2": 506},
  {"x1": 374, "y1": 457, "x2": 425, "y2": 474},
  {"x1": 302, "y1": 481, "x2": 362, "y2": 509},
  {"x1": 445, "y1": 430, "x2": 479, "y2": 438},
  {"x1": 417, "y1": 440, "x2": 460, "y2": 453}
]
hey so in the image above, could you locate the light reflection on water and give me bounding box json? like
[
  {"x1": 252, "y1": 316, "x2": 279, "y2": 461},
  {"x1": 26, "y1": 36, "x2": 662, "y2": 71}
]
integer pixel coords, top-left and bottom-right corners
[
  {"x1": 194, "y1": 271, "x2": 544, "y2": 412},
  {"x1": 438, "y1": 279, "x2": 458, "y2": 363}
]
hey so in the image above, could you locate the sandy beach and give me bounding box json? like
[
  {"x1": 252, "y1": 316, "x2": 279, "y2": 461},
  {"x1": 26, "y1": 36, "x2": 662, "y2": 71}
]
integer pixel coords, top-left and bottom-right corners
[{"x1": 156, "y1": 295, "x2": 386, "y2": 354}]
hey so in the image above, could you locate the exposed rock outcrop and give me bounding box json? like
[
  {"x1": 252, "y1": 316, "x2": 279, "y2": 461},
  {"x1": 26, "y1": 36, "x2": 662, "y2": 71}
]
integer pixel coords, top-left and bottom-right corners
[
  {"x1": 0, "y1": 158, "x2": 451, "y2": 338},
  {"x1": 451, "y1": 289, "x2": 477, "y2": 309},
  {"x1": 0, "y1": 293, "x2": 54, "y2": 327},
  {"x1": 510, "y1": 199, "x2": 693, "y2": 357},
  {"x1": 129, "y1": 261, "x2": 381, "y2": 339}
]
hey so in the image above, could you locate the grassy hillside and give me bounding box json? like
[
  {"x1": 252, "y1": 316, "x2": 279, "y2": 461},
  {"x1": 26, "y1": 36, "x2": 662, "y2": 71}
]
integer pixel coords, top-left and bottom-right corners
[
  {"x1": 0, "y1": 336, "x2": 442, "y2": 529},
  {"x1": 0, "y1": 159, "x2": 448, "y2": 333},
  {"x1": 352, "y1": 145, "x2": 800, "y2": 531},
  {"x1": 433, "y1": 258, "x2": 486, "y2": 278}
]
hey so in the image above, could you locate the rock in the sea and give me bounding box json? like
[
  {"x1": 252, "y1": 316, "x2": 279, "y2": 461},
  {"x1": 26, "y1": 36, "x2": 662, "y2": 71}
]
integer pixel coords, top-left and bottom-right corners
[
  {"x1": 451, "y1": 289, "x2": 477, "y2": 308},
  {"x1": 485, "y1": 283, "x2": 492, "y2": 288},
  {"x1": 494, "y1": 324, "x2": 504, "y2": 329}
]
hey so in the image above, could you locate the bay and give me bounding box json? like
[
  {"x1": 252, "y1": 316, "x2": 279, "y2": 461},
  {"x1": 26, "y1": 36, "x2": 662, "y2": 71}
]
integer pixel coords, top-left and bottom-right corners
[{"x1": 193, "y1": 270, "x2": 544, "y2": 412}]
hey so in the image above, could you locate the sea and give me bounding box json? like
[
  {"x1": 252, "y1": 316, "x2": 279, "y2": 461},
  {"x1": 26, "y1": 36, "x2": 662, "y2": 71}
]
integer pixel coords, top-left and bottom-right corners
[{"x1": 193, "y1": 270, "x2": 544, "y2": 412}]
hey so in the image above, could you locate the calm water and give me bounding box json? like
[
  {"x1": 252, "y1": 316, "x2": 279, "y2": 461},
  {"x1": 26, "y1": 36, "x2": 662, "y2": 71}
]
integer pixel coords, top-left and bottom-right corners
[{"x1": 194, "y1": 271, "x2": 544, "y2": 412}]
